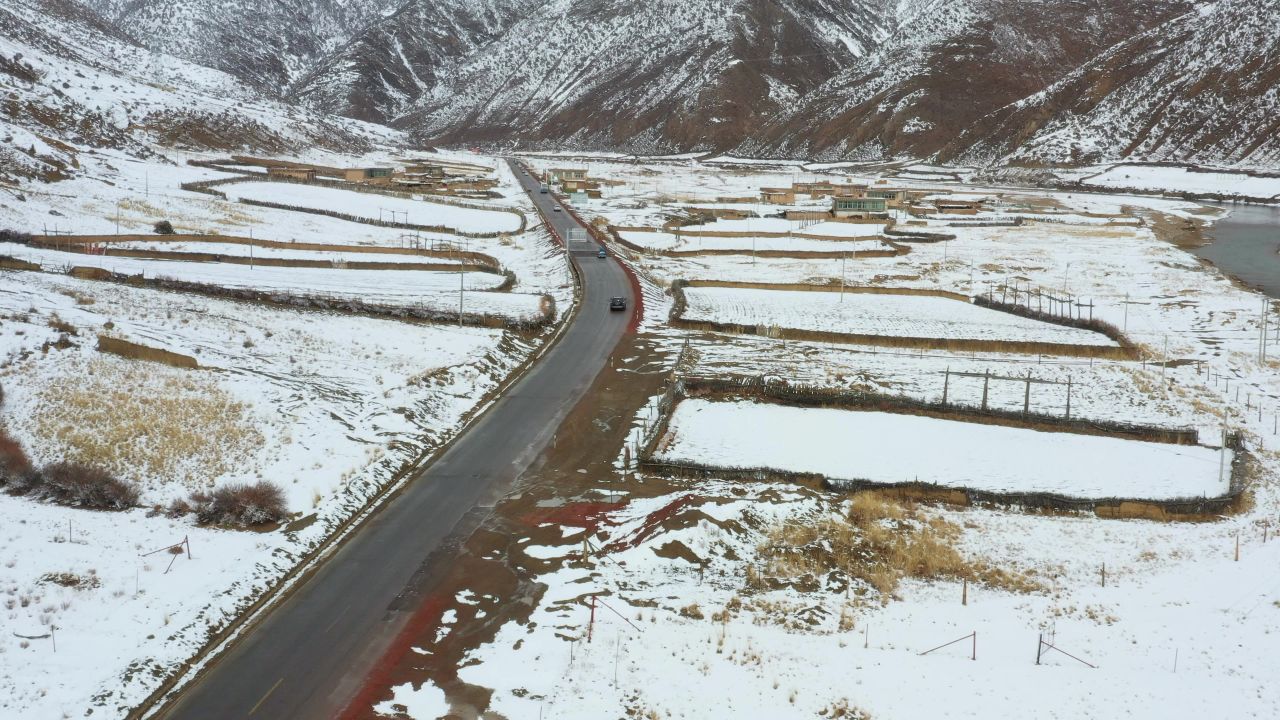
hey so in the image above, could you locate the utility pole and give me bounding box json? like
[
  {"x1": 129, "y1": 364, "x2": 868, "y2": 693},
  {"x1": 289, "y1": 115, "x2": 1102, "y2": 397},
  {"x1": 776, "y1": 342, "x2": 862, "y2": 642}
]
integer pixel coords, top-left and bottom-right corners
[
  {"x1": 458, "y1": 266, "x2": 464, "y2": 327},
  {"x1": 1219, "y1": 410, "x2": 1228, "y2": 485},
  {"x1": 840, "y1": 253, "x2": 846, "y2": 302}
]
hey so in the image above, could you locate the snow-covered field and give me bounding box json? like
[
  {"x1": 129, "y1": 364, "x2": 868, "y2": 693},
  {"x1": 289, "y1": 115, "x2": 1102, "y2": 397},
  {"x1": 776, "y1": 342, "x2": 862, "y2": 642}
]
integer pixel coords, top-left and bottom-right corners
[
  {"x1": 221, "y1": 182, "x2": 523, "y2": 234},
  {"x1": 0, "y1": 147, "x2": 573, "y2": 716},
  {"x1": 372, "y1": 158, "x2": 1280, "y2": 720},
  {"x1": 1082, "y1": 165, "x2": 1280, "y2": 199},
  {"x1": 5, "y1": 244, "x2": 545, "y2": 319},
  {"x1": 105, "y1": 240, "x2": 469, "y2": 265},
  {"x1": 681, "y1": 286, "x2": 1119, "y2": 347},
  {"x1": 656, "y1": 399, "x2": 1229, "y2": 501},
  {"x1": 616, "y1": 230, "x2": 891, "y2": 253},
  {"x1": 393, "y1": 478, "x2": 1280, "y2": 719}
]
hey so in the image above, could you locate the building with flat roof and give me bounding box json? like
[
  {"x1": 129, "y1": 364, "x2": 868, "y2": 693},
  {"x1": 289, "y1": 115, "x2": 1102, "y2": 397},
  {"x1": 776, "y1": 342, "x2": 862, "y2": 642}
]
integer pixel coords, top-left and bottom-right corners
[
  {"x1": 267, "y1": 166, "x2": 316, "y2": 181},
  {"x1": 760, "y1": 187, "x2": 796, "y2": 204},
  {"x1": 832, "y1": 196, "x2": 888, "y2": 219}
]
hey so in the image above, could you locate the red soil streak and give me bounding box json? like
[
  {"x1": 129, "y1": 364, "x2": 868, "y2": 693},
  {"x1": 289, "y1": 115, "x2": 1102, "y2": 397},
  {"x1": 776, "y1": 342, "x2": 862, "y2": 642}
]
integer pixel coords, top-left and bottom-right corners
[
  {"x1": 337, "y1": 593, "x2": 450, "y2": 720},
  {"x1": 519, "y1": 501, "x2": 624, "y2": 532},
  {"x1": 605, "y1": 494, "x2": 695, "y2": 552}
]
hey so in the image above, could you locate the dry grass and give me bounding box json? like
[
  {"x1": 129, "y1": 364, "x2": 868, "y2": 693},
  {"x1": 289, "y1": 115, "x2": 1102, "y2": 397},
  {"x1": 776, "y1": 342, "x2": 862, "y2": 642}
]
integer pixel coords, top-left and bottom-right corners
[
  {"x1": 752, "y1": 494, "x2": 1038, "y2": 601},
  {"x1": 28, "y1": 357, "x2": 262, "y2": 493}
]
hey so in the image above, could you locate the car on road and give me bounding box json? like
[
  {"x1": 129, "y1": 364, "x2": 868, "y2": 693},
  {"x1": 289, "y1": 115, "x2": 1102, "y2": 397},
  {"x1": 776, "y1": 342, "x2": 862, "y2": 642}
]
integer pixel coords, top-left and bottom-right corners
[
  {"x1": 552, "y1": 206, "x2": 561, "y2": 212},
  {"x1": 539, "y1": 184, "x2": 549, "y2": 193},
  {"x1": 596, "y1": 247, "x2": 607, "y2": 259},
  {"x1": 610, "y1": 296, "x2": 626, "y2": 311}
]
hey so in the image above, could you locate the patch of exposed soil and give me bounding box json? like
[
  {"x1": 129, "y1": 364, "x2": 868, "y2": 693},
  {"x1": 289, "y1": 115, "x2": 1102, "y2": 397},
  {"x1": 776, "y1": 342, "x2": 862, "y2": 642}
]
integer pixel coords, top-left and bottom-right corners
[{"x1": 343, "y1": 333, "x2": 675, "y2": 720}]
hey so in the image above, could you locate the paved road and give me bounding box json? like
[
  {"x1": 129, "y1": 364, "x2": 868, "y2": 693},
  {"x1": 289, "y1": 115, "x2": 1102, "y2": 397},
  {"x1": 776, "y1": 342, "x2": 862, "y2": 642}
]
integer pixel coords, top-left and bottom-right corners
[{"x1": 160, "y1": 160, "x2": 632, "y2": 719}]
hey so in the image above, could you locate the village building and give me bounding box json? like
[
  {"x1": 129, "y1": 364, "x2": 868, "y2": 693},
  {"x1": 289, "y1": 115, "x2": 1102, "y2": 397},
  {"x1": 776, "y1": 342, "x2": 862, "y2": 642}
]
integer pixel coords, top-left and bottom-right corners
[
  {"x1": 343, "y1": 167, "x2": 394, "y2": 183},
  {"x1": 561, "y1": 177, "x2": 601, "y2": 193},
  {"x1": 403, "y1": 164, "x2": 446, "y2": 178},
  {"x1": 267, "y1": 166, "x2": 316, "y2": 181},
  {"x1": 864, "y1": 187, "x2": 910, "y2": 207},
  {"x1": 831, "y1": 196, "x2": 889, "y2": 219},
  {"x1": 547, "y1": 167, "x2": 588, "y2": 184},
  {"x1": 759, "y1": 187, "x2": 796, "y2": 204}
]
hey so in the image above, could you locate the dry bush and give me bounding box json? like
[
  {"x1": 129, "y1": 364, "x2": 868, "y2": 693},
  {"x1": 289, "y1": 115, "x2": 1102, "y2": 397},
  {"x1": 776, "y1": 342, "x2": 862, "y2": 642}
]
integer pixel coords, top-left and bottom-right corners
[
  {"x1": 40, "y1": 572, "x2": 101, "y2": 590},
  {"x1": 28, "y1": 358, "x2": 261, "y2": 492},
  {"x1": 819, "y1": 700, "x2": 871, "y2": 718},
  {"x1": 46, "y1": 315, "x2": 77, "y2": 336},
  {"x1": 190, "y1": 481, "x2": 287, "y2": 527},
  {"x1": 753, "y1": 494, "x2": 1037, "y2": 600},
  {"x1": 33, "y1": 461, "x2": 139, "y2": 509},
  {"x1": 0, "y1": 428, "x2": 34, "y2": 486},
  {"x1": 678, "y1": 602, "x2": 704, "y2": 620}
]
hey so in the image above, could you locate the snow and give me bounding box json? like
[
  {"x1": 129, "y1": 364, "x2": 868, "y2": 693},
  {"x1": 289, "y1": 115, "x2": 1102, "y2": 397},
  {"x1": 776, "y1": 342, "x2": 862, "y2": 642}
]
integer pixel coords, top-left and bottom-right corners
[
  {"x1": 430, "y1": 478, "x2": 1280, "y2": 720},
  {"x1": 616, "y1": 230, "x2": 890, "y2": 253},
  {"x1": 0, "y1": 144, "x2": 571, "y2": 716},
  {"x1": 1083, "y1": 166, "x2": 1280, "y2": 199},
  {"x1": 656, "y1": 399, "x2": 1229, "y2": 501},
  {"x1": 106, "y1": 240, "x2": 467, "y2": 265},
  {"x1": 220, "y1": 182, "x2": 523, "y2": 234},
  {"x1": 374, "y1": 681, "x2": 450, "y2": 719},
  {"x1": 5, "y1": 245, "x2": 544, "y2": 321},
  {"x1": 682, "y1": 286, "x2": 1119, "y2": 346}
]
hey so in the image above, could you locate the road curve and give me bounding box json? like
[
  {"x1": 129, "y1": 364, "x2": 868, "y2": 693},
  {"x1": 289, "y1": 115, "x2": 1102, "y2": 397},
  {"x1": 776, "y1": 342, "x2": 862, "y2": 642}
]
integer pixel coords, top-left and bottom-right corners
[{"x1": 158, "y1": 160, "x2": 632, "y2": 719}]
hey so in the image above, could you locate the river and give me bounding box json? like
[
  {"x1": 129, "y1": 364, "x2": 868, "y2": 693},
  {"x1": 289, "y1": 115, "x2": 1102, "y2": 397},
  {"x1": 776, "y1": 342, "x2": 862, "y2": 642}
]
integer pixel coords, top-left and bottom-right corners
[{"x1": 1196, "y1": 203, "x2": 1280, "y2": 298}]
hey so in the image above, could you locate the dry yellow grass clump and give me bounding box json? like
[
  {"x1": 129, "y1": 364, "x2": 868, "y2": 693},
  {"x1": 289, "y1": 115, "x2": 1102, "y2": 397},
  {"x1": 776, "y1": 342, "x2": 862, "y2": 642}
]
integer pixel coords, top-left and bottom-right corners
[
  {"x1": 30, "y1": 357, "x2": 262, "y2": 493},
  {"x1": 751, "y1": 494, "x2": 1037, "y2": 600}
]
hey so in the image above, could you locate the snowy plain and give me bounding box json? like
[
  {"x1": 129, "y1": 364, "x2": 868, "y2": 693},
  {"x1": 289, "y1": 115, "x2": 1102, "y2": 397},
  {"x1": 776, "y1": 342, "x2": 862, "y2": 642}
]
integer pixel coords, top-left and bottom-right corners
[{"x1": 656, "y1": 399, "x2": 1230, "y2": 501}]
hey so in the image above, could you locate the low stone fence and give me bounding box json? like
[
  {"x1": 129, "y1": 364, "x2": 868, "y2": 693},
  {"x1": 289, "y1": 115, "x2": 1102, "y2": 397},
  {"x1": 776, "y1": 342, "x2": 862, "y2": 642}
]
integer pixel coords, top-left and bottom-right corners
[
  {"x1": 883, "y1": 227, "x2": 957, "y2": 242},
  {"x1": 179, "y1": 171, "x2": 528, "y2": 237},
  {"x1": 9, "y1": 260, "x2": 548, "y2": 331},
  {"x1": 29, "y1": 234, "x2": 505, "y2": 275},
  {"x1": 607, "y1": 226, "x2": 909, "y2": 259}
]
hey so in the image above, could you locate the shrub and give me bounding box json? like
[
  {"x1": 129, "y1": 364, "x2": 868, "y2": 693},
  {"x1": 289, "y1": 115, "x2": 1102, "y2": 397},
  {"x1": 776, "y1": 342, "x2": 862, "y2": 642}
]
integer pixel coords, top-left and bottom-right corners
[
  {"x1": 0, "y1": 429, "x2": 33, "y2": 486},
  {"x1": 153, "y1": 220, "x2": 175, "y2": 235},
  {"x1": 0, "y1": 229, "x2": 32, "y2": 245},
  {"x1": 36, "y1": 461, "x2": 140, "y2": 509},
  {"x1": 191, "y1": 481, "x2": 287, "y2": 526}
]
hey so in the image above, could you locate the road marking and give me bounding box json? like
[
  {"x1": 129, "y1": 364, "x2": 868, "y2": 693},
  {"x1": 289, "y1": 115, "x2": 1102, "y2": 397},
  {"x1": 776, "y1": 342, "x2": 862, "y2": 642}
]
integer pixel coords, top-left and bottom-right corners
[
  {"x1": 324, "y1": 603, "x2": 352, "y2": 634},
  {"x1": 248, "y1": 677, "x2": 284, "y2": 716}
]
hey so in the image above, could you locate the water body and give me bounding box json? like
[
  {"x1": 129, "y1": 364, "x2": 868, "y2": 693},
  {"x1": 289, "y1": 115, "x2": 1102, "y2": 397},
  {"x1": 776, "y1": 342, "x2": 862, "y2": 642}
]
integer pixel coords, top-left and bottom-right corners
[{"x1": 1196, "y1": 203, "x2": 1280, "y2": 298}]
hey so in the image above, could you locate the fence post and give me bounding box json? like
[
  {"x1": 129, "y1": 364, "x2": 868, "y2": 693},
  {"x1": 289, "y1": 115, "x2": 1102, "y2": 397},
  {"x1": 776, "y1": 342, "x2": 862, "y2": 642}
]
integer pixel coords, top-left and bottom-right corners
[
  {"x1": 942, "y1": 367, "x2": 950, "y2": 405},
  {"x1": 1023, "y1": 370, "x2": 1032, "y2": 415},
  {"x1": 981, "y1": 370, "x2": 990, "y2": 411}
]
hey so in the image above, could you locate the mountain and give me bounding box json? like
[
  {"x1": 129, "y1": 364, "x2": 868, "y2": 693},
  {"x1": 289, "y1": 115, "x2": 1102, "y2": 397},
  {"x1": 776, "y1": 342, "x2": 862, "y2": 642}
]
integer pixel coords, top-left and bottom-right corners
[
  {"x1": 736, "y1": 0, "x2": 1193, "y2": 161},
  {"x1": 939, "y1": 0, "x2": 1280, "y2": 168},
  {"x1": 395, "y1": 0, "x2": 893, "y2": 153},
  {"x1": 288, "y1": 0, "x2": 526, "y2": 124},
  {"x1": 0, "y1": 0, "x2": 399, "y2": 181},
  {"x1": 78, "y1": 0, "x2": 403, "y2": 93}
]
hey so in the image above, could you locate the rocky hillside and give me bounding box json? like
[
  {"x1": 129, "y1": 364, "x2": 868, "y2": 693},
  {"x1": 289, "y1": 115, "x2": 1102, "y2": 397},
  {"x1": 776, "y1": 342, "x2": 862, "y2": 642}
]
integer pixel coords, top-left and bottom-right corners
[
  {"x1": 0, "y1": 0, "x2": 399, "y2": 181},
  {"x1": 288, "y1": 0, "x2": 526, "y2": 124},
  {"x1": 736, "y1": 0, "x2": 1192, "y2": 161},
  {"x1": 10, "y1": 0, "x2": 1280, "y2": 170},
  {"x1": 939, "y1": 0, "x2": 1280, "y2": 167},
  {"x1": 78, "y1": 0, "x2": 402, "y2": 92},
  {"x1": 396, "y1": 0, "x2": 892, "y2": 153}
]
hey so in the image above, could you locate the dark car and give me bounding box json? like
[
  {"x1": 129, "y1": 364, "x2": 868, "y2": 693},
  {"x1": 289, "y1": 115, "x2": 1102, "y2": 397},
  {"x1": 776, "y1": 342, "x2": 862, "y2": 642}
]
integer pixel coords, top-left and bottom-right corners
[
  {"x1": 610, "y1": 296, "x2": 626, "y2": 311},
  {"x1": 596, "y1": 247, "x2": 607, "y2": 259}
]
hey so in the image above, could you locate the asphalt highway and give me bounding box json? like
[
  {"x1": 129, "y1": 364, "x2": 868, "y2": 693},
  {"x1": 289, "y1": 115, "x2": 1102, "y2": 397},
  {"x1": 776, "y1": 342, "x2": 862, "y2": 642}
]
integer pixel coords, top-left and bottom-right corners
[{"x1": 159, "y1": 160, "x2": 632, "y2": 719}]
